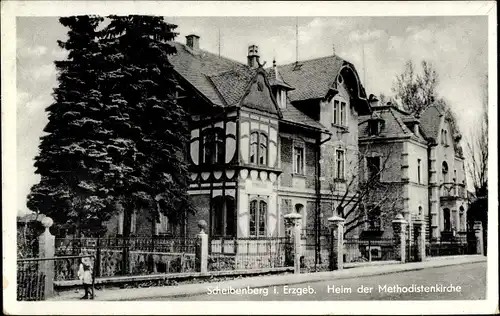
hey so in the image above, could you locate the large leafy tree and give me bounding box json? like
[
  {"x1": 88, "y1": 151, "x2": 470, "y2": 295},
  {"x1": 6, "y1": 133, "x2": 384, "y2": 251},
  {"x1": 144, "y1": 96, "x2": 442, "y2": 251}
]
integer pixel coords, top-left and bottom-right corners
[
  {"x1": 392, "y1": 60, "x2": 438, "y2": 115},
  {"x1": 391, "y1": 59, "x2": 461, "y2": 140},
  {"x1": 101, "y1": 15, "x2": 191, "y2": 237},
  {"x1": 27, "y1": 16, "x2": 115, "y2": 236}
]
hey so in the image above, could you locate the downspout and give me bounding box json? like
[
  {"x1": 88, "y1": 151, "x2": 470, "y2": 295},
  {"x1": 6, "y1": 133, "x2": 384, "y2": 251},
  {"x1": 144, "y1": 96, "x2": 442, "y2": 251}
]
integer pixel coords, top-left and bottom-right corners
[{"x1": 315, "y1": 130, "x2": 332, "y2": 265}]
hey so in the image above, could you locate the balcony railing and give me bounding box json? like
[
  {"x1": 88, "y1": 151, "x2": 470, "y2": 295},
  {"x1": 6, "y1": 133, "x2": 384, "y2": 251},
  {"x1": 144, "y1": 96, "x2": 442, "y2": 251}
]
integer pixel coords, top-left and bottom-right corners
[{"x1": 440, "y1": 182, "x2": 466, "y2": 199}]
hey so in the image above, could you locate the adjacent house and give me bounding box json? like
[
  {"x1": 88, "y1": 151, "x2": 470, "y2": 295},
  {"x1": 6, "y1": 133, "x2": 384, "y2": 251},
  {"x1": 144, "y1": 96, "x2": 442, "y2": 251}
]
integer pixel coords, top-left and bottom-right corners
[
  {"x1": 358, "y1": 101, "x2": 429, "y2": 240},
  {"x1": 358, "y1": 101, "x2": 468, "y2": 243},
  {"x1": 419, "y1": 104, "x2": 468, "y2": 241}
]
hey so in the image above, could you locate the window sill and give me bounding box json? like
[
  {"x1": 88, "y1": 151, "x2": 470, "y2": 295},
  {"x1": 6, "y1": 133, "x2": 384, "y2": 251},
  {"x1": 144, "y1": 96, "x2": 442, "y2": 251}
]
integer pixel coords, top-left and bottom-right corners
[
  {"x1": 333, "y1": 178, "x2": 346, "y2": 183},
  {"x1": 331, "y1": 123, "x2": 349, "y2": 131},
  {"x1": 292, "y1": 173, "x2": 306, "y2": 178}
]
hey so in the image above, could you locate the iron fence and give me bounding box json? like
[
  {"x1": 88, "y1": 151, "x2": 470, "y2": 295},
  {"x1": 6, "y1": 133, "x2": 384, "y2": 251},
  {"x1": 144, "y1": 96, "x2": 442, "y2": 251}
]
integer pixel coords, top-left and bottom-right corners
[
  {"x1": 426, "y1": 238, "x2": 475, "y2": 257},
  {"x1": 17, "y1": 259, "x2": 45, "y2": 301},
  {"x1": 208, "y1": 237, "x2": 292, "y2": 271},
  {"x1": 55, "y1": 236, "x2": 198, "y2": 277},
  {"x1": 300, "y1": 228, "x2": 333, "y2": 272},
  {"x1": 344, "y1": 237, "x2": 396, "y2": 263},
  {"x1": 17, "y1": 255, "x2": 95, "y2": 301}
]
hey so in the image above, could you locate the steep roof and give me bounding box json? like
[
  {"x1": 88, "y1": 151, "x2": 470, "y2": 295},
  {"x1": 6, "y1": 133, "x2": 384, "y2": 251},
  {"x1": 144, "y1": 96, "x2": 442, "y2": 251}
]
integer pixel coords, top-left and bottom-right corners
[
  {"x1": 418, "y1": 104, "x2": 443, "y2": 141},
  {"x1": 359, "y1": 105, "x2": 426, "y2": 142},
  {"x1": 281, "y1": 99, "x2": 326, "y2": 131},
  {"x1": 169, "y1": 43, "x2": 338, "y2": 130},
  {"x1": 266, "y1": 65, "x2": 294, "y2": 90},
  {"x1": 169, "y1": 42, "x2": 250, "y2": 106}
]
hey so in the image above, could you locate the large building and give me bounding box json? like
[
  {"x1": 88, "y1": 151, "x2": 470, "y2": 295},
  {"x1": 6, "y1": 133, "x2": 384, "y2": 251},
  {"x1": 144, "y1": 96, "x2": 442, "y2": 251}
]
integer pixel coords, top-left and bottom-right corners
[
  {"x1": 105, "y1": 34, "x2": 372, "y2": 239},
  {"x1": 104, "y1": 34, "x2": 468, "y2": 246}
]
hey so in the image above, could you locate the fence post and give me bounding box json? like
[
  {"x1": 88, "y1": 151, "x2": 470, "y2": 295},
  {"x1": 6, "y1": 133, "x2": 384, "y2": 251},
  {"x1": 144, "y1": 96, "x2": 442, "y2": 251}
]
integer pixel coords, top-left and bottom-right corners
[
  {"x1": 38, "y1": 217, "x2": 55, "y2": 299},
  {"x1": 392, "y1": 214, "x2": 407, "y2": 263},
  {"x1": 328, "y1": 215, "x2": 345, "y2": 271},
  {"x1": 413, "y1": 220, "x2": 425, "y2": 261},
  {"x1": 284, "y1": 213, "x2": 302, "y2": 274},
  {"x1": 473, "y1": 221, "x2": 484, "y2": 255},
  {"x1": 95, "y1": 235, "x2": 101, "y2": 277},
  {"x1": 196, "y1": 220, "x2": 208, "y2": 274}
]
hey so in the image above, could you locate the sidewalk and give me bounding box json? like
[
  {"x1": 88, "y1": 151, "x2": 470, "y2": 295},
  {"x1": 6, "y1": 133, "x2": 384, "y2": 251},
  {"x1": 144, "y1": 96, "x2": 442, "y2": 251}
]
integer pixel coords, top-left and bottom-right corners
[{"x1": 49, "y1": 255, "x2": 486, "y2": 301}]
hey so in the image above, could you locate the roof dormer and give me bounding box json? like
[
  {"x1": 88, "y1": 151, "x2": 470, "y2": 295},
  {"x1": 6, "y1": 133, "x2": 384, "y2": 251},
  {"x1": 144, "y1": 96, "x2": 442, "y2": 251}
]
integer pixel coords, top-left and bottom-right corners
[{"x1": 269, "y1": 58, "x2": 294, "y2": 109}]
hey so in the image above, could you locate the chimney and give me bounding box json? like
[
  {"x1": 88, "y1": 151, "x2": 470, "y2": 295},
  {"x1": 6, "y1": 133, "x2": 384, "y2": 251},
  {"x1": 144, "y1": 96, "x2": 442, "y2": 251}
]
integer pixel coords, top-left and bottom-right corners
[
  {"x1": 368, "y1": 94, "x2": 379, "y2": 108},
  {"x1": 186, "y1": 34, "x2": 200, "y2": 51},
  {"x1": 247, "y1": 45, "x2": 260, "y2": 68}
]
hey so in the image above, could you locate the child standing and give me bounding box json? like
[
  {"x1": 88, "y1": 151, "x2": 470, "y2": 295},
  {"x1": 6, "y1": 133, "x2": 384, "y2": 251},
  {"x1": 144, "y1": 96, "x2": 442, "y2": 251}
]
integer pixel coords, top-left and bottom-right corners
[{"x1": 78, "y1": 255, "x2": 93, "y2": 299}]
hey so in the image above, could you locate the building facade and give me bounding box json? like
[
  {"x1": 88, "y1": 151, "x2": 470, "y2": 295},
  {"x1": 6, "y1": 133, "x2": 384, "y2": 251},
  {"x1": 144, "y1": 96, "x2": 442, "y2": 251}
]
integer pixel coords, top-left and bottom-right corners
[
  {"x1": 104, "y1": 34, "x2": 371, "y2": 240},
  {"x1": 103, "y1": 34, "x2": 468, "y2": 245},
  {"x1": 358, "y1": 102, "x2": 468, "y2": 242},
  {"x1": 419, "y1": 105, "x2": 468, "y2": 241}
]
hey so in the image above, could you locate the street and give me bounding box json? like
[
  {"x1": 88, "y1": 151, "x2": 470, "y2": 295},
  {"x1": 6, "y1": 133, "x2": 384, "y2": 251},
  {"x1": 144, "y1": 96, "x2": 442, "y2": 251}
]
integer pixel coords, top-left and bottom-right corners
[{"x1": 165, "y1": 262, "x2": 486, "y2": 301}]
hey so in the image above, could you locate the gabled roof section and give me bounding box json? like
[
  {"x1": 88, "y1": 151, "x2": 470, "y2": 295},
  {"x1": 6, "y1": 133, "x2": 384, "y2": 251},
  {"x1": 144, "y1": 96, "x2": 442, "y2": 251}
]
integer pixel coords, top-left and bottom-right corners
[
  {"x1": 419, "y1": 105, "x2": 443, "y2": 140},
  {"x1": 169, "y1": 42, "x2": 249, "y2": 106},
  {"x1": 209, "y1": 68, "x2": 257, "y2": 106},
  {"x1": 359, "y1": 105, "x2": 426, "y2": 141},
  {"x1": 281, "y1": 99, "x2": 326, "y2": 131},
  {"x1": 267, "y1": 63, "x2": 294, "y2": 90},
  {"x1": 277, "y1": 55, "x2": 368, "y2": 101},
  {"x1": 238, "y1": 68, "x2": 282, "y2": 117}
]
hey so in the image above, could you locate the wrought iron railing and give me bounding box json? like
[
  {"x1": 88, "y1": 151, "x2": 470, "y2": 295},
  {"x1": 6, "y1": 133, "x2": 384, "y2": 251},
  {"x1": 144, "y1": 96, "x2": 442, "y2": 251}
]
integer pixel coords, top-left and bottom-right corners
[
  {"x1": 343, "y1": 237, "x2": 396, "y2": 263},
  {"x1": 425, "y1": 238, "x2": 475, "y2": 257},
  {"x1": 208, "y1": 237, "x2": 292, "y2": 271},
  {"x1": 440, "y1": 182, "x2": 466, "y2": 198},
  {"x1": 17, "y1": 255, "x2": 95, "y2": 301},
  {"x1": 54, "y1": 236, "x2": 198, "y2": 277}
]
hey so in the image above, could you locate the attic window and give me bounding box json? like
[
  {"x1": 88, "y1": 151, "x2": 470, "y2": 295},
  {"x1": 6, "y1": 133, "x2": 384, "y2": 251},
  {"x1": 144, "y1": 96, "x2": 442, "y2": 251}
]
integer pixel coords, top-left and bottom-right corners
[
  {"x1": 338, "y1": 74, "x2": 343, "y2": 84},
  {"x1": 275, "y1": 89, "x2": 287, "y2": 109},
  {"x1": 368, "y1": 120, "x2": 380, "y2": 136}
]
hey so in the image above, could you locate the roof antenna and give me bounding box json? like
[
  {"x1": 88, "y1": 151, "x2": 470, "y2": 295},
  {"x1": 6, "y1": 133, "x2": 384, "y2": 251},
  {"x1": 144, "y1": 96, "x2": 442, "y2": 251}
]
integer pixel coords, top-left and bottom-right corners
[
  {"x1": 295, "y1": 16, "x2": 299, "y2": 65},
  {"x1": 362, "y1": 43, "x2": 367, "y2": 89},
  {"x1": 218, "y1": 27, "x2": 221, "y2": 58}
]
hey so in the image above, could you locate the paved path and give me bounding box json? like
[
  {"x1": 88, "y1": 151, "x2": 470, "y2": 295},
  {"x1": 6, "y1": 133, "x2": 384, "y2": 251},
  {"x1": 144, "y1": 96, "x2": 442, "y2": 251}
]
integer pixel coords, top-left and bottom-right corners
[
  {"x1": 166, "y1": 261, "x2": 486, "y2": 301},
  {"x1": 50, "y1": 255, "x2": 486, "y2": 301}
]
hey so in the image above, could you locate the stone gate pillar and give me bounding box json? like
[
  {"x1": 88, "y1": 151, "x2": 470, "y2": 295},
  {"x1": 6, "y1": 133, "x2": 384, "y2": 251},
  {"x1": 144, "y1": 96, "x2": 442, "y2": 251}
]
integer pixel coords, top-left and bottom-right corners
[
  {"x1": 328, "y1": 215, "x2": 345, "y2": 271},
  {"x1": 38, "y1": 216, "x2": 55, "y2": 298},
  {"x1": 196, "y1": 220, "x2": 208, "y2": 274},
  {"x1": 284, "y1": 212, "x2": 302, "y2": 274},
  {"x1": 392, "y1": 214, "x2": 407, "y2": 263},
  {"x1": 473, "y1": 221, "x2": 484, "y2": 255},
  {"x1": 413, "y1": 219, "x2": 425, "y2": 261}
]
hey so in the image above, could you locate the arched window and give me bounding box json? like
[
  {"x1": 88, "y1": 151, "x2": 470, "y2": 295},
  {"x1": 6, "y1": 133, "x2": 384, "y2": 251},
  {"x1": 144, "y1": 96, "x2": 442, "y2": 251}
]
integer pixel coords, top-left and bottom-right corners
[
  {"x1": 367, "y1": 206, "x2": 381, "y2": 230},
  {"x1": 442, "y1": 161, "x2": 449, "y2": 183},
  {"x1": 203, "y1": 128, "x2": 224, "y2": 164},
  {"x1": 250, "y1": 198, "x2": 267, "y2": 237},
  {"x1": 443, "y1": 208, "x2": 451, "y2": 231},
  {"x1": 211, "y1": 196, "x2": 236, "y2": 237},
  {"x1": 459, "y1": 206, "x2": 465, "y2": 231},
  {"x1": 249, "y1": 131, "x2": 268, "y2": 166},
  {"x1": 259, "y1": 134, "x2": 268, "y2": 165}
]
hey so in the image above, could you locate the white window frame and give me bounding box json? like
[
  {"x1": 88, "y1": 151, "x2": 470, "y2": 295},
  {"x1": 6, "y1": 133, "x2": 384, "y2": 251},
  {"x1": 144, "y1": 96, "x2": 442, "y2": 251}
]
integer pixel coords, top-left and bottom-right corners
[
  {"x1": 249, "y1": 198, "x2": 268, "y2": 237},
  {"x1": 293, "y1": 145, "x2": 305, "y2": 175},
  {"x1": 333, "y1": 100, "x2": 340, "y2": 125},
  {"x1": 417, "y1": 158, "x2": 422, "y2": 184},
  {"x1": 335, "y1": 149, "x2": 345, "y2": 180},
  {"x1": 340, "y1": 101, "x2": 346, "y2": 126}
]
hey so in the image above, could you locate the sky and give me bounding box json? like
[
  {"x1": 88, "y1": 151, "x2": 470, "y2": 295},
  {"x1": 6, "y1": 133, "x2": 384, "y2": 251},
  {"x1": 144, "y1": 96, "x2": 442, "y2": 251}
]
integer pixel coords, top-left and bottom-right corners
[{"x1": 16, "y1": 15, "x2": 488, "y2": 214}]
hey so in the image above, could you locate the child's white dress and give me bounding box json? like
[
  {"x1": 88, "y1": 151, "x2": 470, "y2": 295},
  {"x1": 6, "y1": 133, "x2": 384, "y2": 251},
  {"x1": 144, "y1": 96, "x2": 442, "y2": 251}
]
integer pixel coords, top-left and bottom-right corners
[{"x1": 78, "y1": 259, "x2": 93, "y2": 284}]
